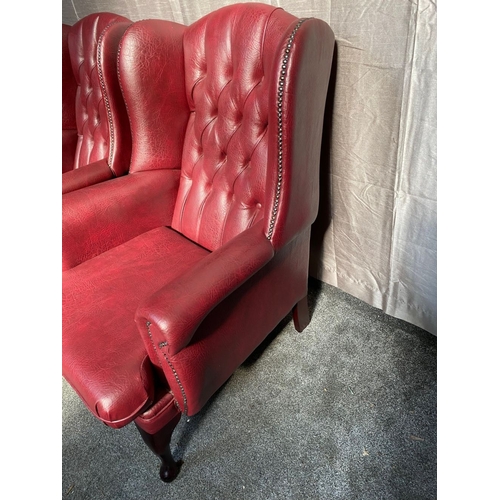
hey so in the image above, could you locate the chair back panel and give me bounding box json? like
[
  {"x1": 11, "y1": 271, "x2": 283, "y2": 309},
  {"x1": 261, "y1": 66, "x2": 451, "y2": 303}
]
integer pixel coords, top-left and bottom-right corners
[
  {"x1": 68, "y1": 13, "x2": 129, "y2": 170},
  {"x1": 171, "y1": 4, "x2": 296, "y2": 251}
]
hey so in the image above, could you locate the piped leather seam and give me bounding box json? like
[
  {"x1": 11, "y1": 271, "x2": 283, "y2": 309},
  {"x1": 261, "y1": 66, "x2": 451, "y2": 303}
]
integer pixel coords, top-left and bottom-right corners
[
  {"x1": 260, "y1": 7, "x2": 282, "y2": 75},
  {"x1": 267, "y1": 18, "x2": 309, "y2": 240},
  {"x1": 116, "y1": 23, "x2": 136, "y2": 171}
]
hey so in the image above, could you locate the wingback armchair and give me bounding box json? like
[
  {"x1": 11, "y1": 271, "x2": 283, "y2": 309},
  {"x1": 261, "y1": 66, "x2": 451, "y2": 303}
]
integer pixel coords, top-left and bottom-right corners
[
  {"x1": 62, "y1": 12, "x2": 133, "y2": 193},
  {"x1": 62, "y1": 3, "x2": 335, "y2": 482}
]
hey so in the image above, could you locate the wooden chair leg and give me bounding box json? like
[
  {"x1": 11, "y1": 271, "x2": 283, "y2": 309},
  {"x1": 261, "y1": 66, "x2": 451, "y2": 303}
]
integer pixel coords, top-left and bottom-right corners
[
  {"x1": 135, "y1": 412, "x2": 182, "y2": 483},
  {"x1": 292, "y1": 295, "x2": 310, "y2": 332}
]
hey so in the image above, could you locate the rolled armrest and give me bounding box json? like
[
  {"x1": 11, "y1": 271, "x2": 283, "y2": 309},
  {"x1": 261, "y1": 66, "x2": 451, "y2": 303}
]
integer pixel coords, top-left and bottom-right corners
[
  {"x1": 135, "y1": 220, "x2": 274, "y2": 358},
  {"x1": 62, "y1": 158, "x2": 114, "y2": 194},
  {"x1": 62, "y1": 169, "x2": 181, "y2": 270}
]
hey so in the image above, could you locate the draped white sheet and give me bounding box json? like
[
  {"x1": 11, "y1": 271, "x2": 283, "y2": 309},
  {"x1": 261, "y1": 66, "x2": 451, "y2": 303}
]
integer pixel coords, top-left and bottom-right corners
[{"x1": 62, "y1": 0, "x2": 437, "y2": 334}]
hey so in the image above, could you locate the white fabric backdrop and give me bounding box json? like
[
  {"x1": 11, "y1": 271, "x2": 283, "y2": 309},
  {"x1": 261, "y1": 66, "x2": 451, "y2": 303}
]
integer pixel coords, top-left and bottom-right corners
[{"x1": 62, "y1": 0, "x2": 437, "y2": 334}]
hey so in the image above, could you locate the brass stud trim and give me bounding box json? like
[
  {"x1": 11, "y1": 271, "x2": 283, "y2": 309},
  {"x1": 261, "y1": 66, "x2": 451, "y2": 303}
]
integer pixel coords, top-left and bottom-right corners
[
  {"x1": 96, "y1": 22, "x2": 118, "y2": 169},
  {"x1": 267, "y1": 18, "x2": 309, "y2": 240},
  {"x1": 145, "y1": 321, "x2": 188, "y2": 415}
]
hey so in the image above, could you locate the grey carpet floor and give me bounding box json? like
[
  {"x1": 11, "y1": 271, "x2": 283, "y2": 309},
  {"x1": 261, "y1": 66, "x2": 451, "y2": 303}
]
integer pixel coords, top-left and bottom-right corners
[{"x1": 62, "y1": 278, "x2": 437, "y2": 499}]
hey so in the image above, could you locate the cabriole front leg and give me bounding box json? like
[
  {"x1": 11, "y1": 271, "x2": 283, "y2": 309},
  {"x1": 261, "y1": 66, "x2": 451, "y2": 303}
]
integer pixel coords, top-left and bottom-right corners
[{"x1": 135, "y1": 411, "x2": 182, "y2": 482}]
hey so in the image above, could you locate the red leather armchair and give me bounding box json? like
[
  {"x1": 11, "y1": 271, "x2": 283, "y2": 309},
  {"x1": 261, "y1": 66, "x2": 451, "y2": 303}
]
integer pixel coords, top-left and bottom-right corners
[
  {"x1": 62, "y1": 3, "x2": 335, "y2": 482},
  {"x1": 62, "y1": 13, "x2": 133, "y2": 194}
]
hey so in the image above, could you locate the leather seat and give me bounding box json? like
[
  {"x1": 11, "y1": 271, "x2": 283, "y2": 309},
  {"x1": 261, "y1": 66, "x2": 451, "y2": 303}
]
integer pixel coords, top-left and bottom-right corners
[
  {"x1": 62, "y1": 2, "x2": 335, "y2": 482},
  {"x1": 63, "y1": 226, "x2": 209, "y2": 426},
  {"x1": 62, "y1": 12, "x2": 133, "y2": 194}
]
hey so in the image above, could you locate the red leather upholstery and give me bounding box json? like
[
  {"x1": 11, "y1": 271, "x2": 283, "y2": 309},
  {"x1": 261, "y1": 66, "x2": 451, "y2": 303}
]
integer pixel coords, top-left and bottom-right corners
[
  {"x1": 62, "y1": 169, "x2": 180, "y2": 270},
  {"x1": 62, "y1": 19, "x2": 187, "y2": 269},
  {"x1": 117, "y1": 20, "x2": 189, "y2": 174},
  {"x1": 62, "y1": 2, "x2": 335, "y2": 472},
  {"x1": 136, "y1": 222, "x2": 311, "y2": 415},
  {"x1": 62, "y1": 13, "x2": 132, "y2": 193},
  {"x1": 63, "y1": 226, "x2": 209, "y2": 427},
  {"x1": 170, "y1": 5, "x2": 288, "y2": 251}
]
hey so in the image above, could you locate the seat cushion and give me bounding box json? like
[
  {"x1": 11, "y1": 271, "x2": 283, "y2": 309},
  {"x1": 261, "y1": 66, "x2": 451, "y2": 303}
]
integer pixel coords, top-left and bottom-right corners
[{"x1": 62, "y1": 226, "x2": 209, "y2": 428}]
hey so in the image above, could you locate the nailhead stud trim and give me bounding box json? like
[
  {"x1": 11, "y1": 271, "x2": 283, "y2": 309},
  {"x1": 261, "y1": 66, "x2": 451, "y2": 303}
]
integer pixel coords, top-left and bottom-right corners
[
  {"x1": 145, "y1": 321, "x2": 188, "y2": 414},
  {"x1": 96, "y1": 22, "x2": 117, "y2": 168},
  {"x1": 267, "y1": 18, "x2": 309, "y2": 240}
]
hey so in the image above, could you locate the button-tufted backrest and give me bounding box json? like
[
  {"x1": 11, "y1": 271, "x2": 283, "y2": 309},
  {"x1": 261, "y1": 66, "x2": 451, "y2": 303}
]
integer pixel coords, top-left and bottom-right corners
[
  {"x1": 171, "y1": 4, "x2": 297, "y2": 251},
  {"x1": 170, "y1": 3, "x2": 335, "y2": 252},
  {"x1": 68, "y1": 13, "x2": 131, "y2": 172},
  {"x1": 117, "y1": 4, "x2": 334, "y2": 252}
]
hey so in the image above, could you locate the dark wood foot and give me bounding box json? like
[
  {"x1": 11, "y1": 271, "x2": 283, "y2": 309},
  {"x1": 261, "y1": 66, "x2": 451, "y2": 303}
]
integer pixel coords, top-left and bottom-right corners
[
  {"x1": 135, "y1": 412, "x2": 182, "y2": 483},
  {"x1": 292, "y1": 295, "x2": 310, "y2": 332}
]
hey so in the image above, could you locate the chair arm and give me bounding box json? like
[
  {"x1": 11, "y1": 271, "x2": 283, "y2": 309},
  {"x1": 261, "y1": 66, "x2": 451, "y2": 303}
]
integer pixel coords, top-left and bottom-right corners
[
  {"x1": 62, "y1": 159, "x2": 114, "y2": 194},
  {"x1": 62, "y1": 169, "x2": 180, "y2": 270},
  {"x1": 135, "y1": 221, "x2": 274, "y2": 358}
]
